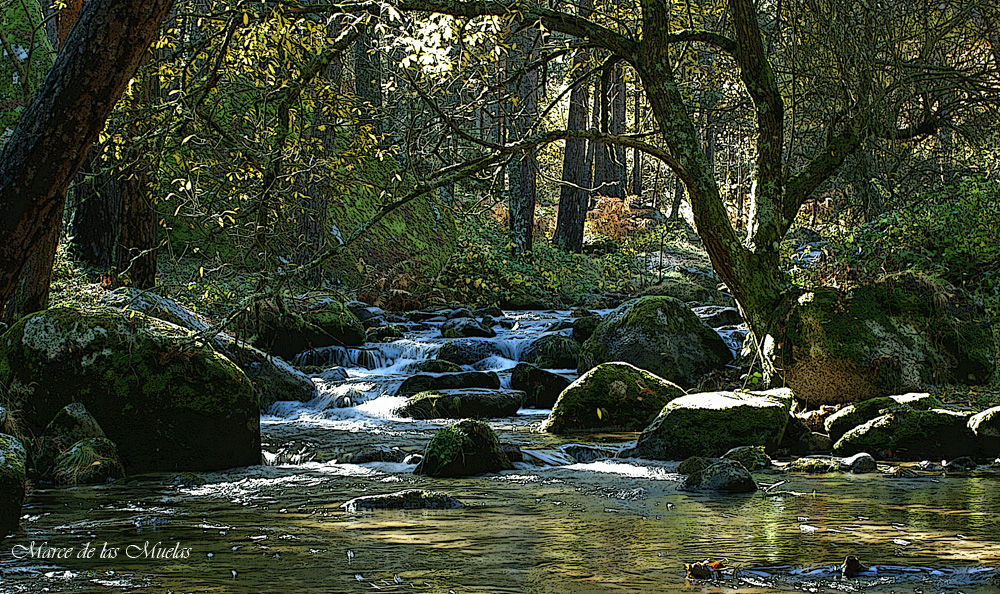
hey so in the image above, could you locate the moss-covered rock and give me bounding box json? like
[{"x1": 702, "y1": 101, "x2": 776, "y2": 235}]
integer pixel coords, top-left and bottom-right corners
[
  {"x1": 396, "y1": 372, "x2": 501, "y2": 396},
  {"x1": 787, "y1": 456, "x2": 843, "y2": 473},
  {"x1": 440, "y1": 318, "x2": 496, "y2": 338},
  {"x1": 53, "y1": 437, "x2": 125, "y2": 486},
  {"x1": 677, "y1": 456, "x2": 717, "y2": 475},
  {"x1": 779, "y1": 274, "x2": 995, "y2": 405},
  {"x1": 578, "y1": 297, "x2": 732, "y2": 387},
  {"x1": 241, "y1": 293, "x2": 365, "y2": 360},
  {"x1": 436, "y1": 338, "x2": 503, "y2": 365},
  {"x1": 832, "y1": 408, "x2": 975, "y2": 460},
  {"x1": 522, "y1": 334, "x2": 580, "y2": 369},
  {"x1": 414, "y1": 420, "x2": 513, "y2": 477},
  {"x1": 542, "y1": 362, "x2": 685, "y2": 433},
  {"x1": 102, "y1": 288, "x2": 315, "y2": 410},
  {"x1": 510, "y1": 363, "x2": 571, "y2": 408},
  {"x1": 968, "y1": 406, "x2": 1000, "y2": 438},
  {"x1": 722, "y1": 445, "x2": 770, "y2": 471},
  {"x1": 416, "y1": 359, "x2": 463, "y2": 373},
  {"x1": 0, "y1": 433, "x2": 26, "y2": 536},
  {"x1": 0, "y1": 305, "x2": 260, "y2": 472},
  {"x1": 682, "y1": 458, "x2": 756, "y2": 493},
  {"x1": 637, "y1": 272, "x2": 730, "y2": 305},
  {"x1": 824, "y1": 393, "x2": 944, "y2": 441},
  {"x1": 341, "y1": 489, "x2": 464, "y2": 512},
  {"x1": 367, "y1": 324, "x2": 404, "y2": 342},
  {"x1": 627, "y1": 389, "x2": 793, "y2": 460},
  {"x1": 34, "y1": 403, "x2": 106, "y2": 479},
  {"x1": 571, "y1": 314, "x2": 601, "y2": 343},
  {"x1": 398, "y1": 389, "x2": 524, "y2": 419}
]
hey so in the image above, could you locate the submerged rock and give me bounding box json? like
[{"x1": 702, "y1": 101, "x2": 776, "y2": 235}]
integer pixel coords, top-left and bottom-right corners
[
  {"x1": 682, "y1": 458, "x2": 757, "y2": 493},
  {"x1": 0, "y1": 305, "x2": 261, "y2": 472},
  {"x1": 542, "y1": 362, "x2": 685, "y2": 433},
  {"x1": 0, "y1": 434, "x2": 26, "y2": 536},
  {"x1": 396, "y1": 371, "x2": 500, "y2": 396},
  {"x1": 54, "y1": 437, "x2": 125, "y2": 485},
  {"x1": 510, "y1": 363, "x2": 571, "y2": 408},
  {"x1": 577, "y1": 296, "x2": 732, "y2": 386},
  {"x1": 341, "y1": 489, "x2": 463, "y2": 512},
  {"x1": 824, "y1": 393, "x2": 943, "y2": 441},
  {"x1": 436, "y1": 338, "x2": 503, "y2": 365},
  {"x1": 780, "y1": 274, "x2": 995, "y2": 405},
  {"x1": 521, "y1": 334, "x2": 580, "y2": 369},
  {"x1": 414, "y1": 420, "x2": 513, "y2": 477},
  {"x1": 398, "y1": 389, "x2": 524, "y2": 419},
  {"x1": 833, "y1": 408, "x2": 975, "y2": 460},
  {"x1": 440, "y1": 317, "x2": 496, "y2": 339},
  {"x1": 627, "y1": 389, "x2": 792, "y2": 460}
]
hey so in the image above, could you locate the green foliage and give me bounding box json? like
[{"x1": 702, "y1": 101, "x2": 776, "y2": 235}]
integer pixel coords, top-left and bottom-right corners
[
  {"x1": 442, "y1": 218, "x2": 637, "y2": 308},
  {"x1": 0, "y1": 0, "x2": 54, "y2": 140}
]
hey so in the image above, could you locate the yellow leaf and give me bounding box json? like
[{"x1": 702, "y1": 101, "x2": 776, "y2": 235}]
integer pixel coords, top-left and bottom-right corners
[{"x1": 242, "y1": 12, "x2": 249, "y2": 26}]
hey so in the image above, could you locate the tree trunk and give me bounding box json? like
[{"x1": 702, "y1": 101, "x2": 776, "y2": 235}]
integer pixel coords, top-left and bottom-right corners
[
  {"x1": 507, "y1": 19, "x2": 540, "y2": 257},
  {"x1": 115, "y1": 165, "x2": 156, "y2": 288},
  {"x1": 607, "y1": 63, "x2": 627, "y2": 198},
  {"x1": 631, "y1": 91, "x2": 642, "y2": 199},
  {"x1": 670, "y1": 174, "x2": 684, "y2": 220},
  {"x1": 591, "y1": 64, "x2": 608, "y2": 195}
]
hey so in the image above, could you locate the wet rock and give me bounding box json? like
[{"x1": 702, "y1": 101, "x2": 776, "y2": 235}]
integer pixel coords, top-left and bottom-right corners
[
  {"x1": 943, "y1": 456, "x2": 977, "y2": 472},
  {"x1": 824, "y1": 393, "x2": 944, "y2": 441},
  {"x1": 841, "y1": 555, "x2": 864, "y2": 578},
  {"x1": 34, "y1": 402, "x2": 106, "y2": 478},
  {"x1": 341, "y1": 489, "x2": 464, "y2": 512},
  {"x1": 843, "y1": 452, "x2": 877, "y2": 473},
  {"x1": 798, "y1": 431, "x2": 834, "y2": 453},
  {"x1": 969, "y1": 405, "x2": 1000, "y2": 438},
  {"x1": 522, "y1": 334, "x2": 580, "y2": 369},
  {"x1": 345, "y1": 301, "x2": 384, "y2": 324},
  {"x1": 787, "y1": 456, "x2": 842, "y2": 473},
  {"x1": 692, "y1": 306, "x2": 743, "y2": 328},
  {"x1": 577, "y1": 296, "x2": 732, "y2": 387},
  {"x1": 677, "y1": 456, "x2": 718, "y2": 475},
  {"x1": 510, "y1": 363, "x2": 571, "y2": 408},
  {"x1": 0, "y1": 305, "x2": 261, "y2": 472},
  {"x1": 722, "y1": 445, "x2": 770, "y2": 471},
  {"x1": 436, "y1": 338, "x2": 503, "y2": 365},
  {"x1": 362, "y1": 316, "x2": 386, "y2": 329},
  {"x1": 780, "y1": 274, "x2": 995, "y2": 405},
  {"x1": 239, "y1": 293, "x2": 365, "y2": 360},
  {"x1": 628, "y1": 389, "x2": 793, "y2": 460},
  {"x1": 545, "y1": 319, "x2": 575, "y2": 332},
  {"x1": 481, "y1": 315, "x2": 500, "y2": 328},
  {"x1": 396, "y1": 371, "x2": 501, "y2": 396},
  {"x1": 542, "y1": 362, "x2": 685, "y2": 433},
  {"x1": 53, "y1": 437, "x2": 125, "y2": 485},
  {"x1": 0, "y1": 434, "x2": 26, "y2": 536},
  {"x1": 446, "y1": 308, "x2": 474, "y2": 320},
  {"x1": 833, "y1": 408, "x2": 975, "y2": 460},
  {"x1": 366, "y1": 324, "x2": 403, "y2": 342},
  {"x1": 341, "y1": 446, "x2": 408, "y2": 464},
  {"x1": 501, "y1": 444, "x2": 524, "y2": 463},
  {"x1": 475, "y1": 306, "x2": 504, "y2": 319},
  {"x1": 402, "y1": 453, "x2": 423, "y2": 465},
  {"x1": 414, "y1": 420, "x2": 514, "y2": 477},
  {"x1": 683, "y1": 458, "x2": 757, "y2": 493},
  {"x1": 562, "y1": 444, "x2": 617, "y2": 463},
  {"x1": 407, "y1": 309, "x2": 448, "y2": 322},
  {"x1": 440, "y1": 317, "x2": 496, "y2": 338},
  {"x1": 571, "y1": 314, "x2": 601, "y2": 344},
  {"x1": 101, "y1": 288, "x2": 315, "y2": 409},
  {"x1": 416, "y1": 359, "x2": 463, "y2": 373},
  {"x1": 398, "y1": 389, "x2": 524, "y2": 419},
  {"x1": 318, "y1": 367, "x2": 349, "y2": 382}
]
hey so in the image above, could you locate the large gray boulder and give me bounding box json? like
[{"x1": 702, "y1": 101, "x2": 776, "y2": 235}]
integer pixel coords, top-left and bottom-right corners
[
  {"x1": 577, "y1": 296, "x2": 732, "y2": 387},
  {"x1": 626, "y1": 389, "x2": 793, "y2": 460}
]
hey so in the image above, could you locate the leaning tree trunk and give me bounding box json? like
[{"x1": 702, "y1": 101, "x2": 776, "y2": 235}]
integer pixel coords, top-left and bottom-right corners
[{"x1": 0, "y1": 0, "x2": 175, "y2": 316}]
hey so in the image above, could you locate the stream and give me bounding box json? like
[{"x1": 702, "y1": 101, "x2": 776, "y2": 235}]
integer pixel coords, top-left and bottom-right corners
[{"x1": 1, "y1": 310, "x2": 999, "y2": 592}]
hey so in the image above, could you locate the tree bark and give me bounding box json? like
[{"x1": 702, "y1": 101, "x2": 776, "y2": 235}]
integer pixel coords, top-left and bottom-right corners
[
  {"x1": 0, "y1": 0, "x2": 175, "y2": 316},
  {"x1": 631, "y1": 91, "x2": 642, "y2": 199},
  {"x1": 507, "y1": 18, "x2": 540, "y2": 257},
  {"x1": 554, "y1": 57, "x2": 590, "y2": 252},
  {"x1": 607, "y1": 63, "x2": 627, "y2": 198}
]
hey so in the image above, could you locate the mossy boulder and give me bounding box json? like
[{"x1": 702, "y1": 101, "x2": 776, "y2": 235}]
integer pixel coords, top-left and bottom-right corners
[
  {"x1": 341, "y1": 490, "x2": 464, "y2": 512},
  {"x1": 34, "y1": 402, "x2": 106, "y2": 479},
  {"x1": 542, "y1": 362, "x2": 685, "y2": 433},
  {"x1": 414, "y1": 420, "x2": 514, "y2": 477},
  {"x1": 440, "y1": 318, "x2": 496, "y2": 338},
  {"x1": 436, "y1": 338, "x2": 503, "y2": 365},
  {"x1": 627, "y1": 389, "x2": 793, "y2": 460},
  {"x1": 0, "y1": 305, "x2": 261, "y2": 472},
  {"x1": 416, "y1": 359, "x2": 463, "y2": 373},
  {"x1": 578, "y1": 297, "x2": 732, "y2": 387},
  {"x1": 637, "y1": 272, "x2": 730, "y2": 305},
  {"x1": 832, "y1": 408, "x2": 976, "y2": 460},
  {"x1": 692, "y1": 306, "x2": 743, "y2": 328},
  {"x1": 396, "y1": 372, "x2": 500, "y2": 396},
  {"x1": 824, "y1": 393, "x2": 944, "y2": 441},
  {"x1": 572, "y1": 315, "x2": 601, "y2": 343},
  {"x1": 0, "y1": 433, "x2": 26, "y2": 536},
  {"x1": 787, "y1": 456, "x2": 843, "y2": 473},
  {"x1": 367, "y1": 324, "x2": 404, "y2": 342},
  {"x1": 510, "y1": 363, "x2": 571, "y2": 408},
  {"x1": 397, "y1": 389, "x2": 524, "y2": 419},
  {"x1": 682, "y1": 458, "x2": 756, "y2": 493},
  {"x1": 722, "y1": 445, "x2": 770, "y2": 471},
  {"x1": 522, "y1": 334, "x2": 580, "y2": 369},
  {"x1": 968, "y1": 406, "x2": 1000, "y2": 438},
  {"x1": 102, "y1": 288, "x2": 315, "y2": 409},
  {"x1": 241, "y1": 293, "x2": 365, "y2": 360},
  {"x1": 779, "y1": 274, "x2": 995, "y2": 405},
  {"x1": 54, "y1": 437, "x2": 125, "y2": 486}
]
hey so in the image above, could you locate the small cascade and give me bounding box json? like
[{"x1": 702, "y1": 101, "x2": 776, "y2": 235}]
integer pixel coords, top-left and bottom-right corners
[
  {"x1": 372, "y1": 339, "x2": 441, "y2": 363},
  {"x1": 294, "y1": 346, "x2": 390, "y2": 369},
  {"x1": 716, "y1": 325, "x2": 749, "y2": 357}
]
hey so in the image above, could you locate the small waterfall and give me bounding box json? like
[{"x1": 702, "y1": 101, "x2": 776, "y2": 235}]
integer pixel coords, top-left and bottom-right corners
[
  {"x1": 294, "y1": 346, "x2": 390, "y2": 369},
  {"x1": 373, "y1": 339, "x2": 441, "y2": 363}
]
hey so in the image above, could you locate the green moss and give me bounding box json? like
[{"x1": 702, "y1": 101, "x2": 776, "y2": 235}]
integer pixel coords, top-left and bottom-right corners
[
  {"x1": 415, "y1": 420, "x2": 513, "y2": 477},
  {"x1": 398, "y1": 389, "x2": 523, "y2": 419},
  {"x1": 417, "y1": 359, "x2": 462, "y2": 373},
  {"x1": 677, "y1": 456, "x2": 717, "y2": 475},
  {"x1": 787, "y1": 457, "x2": 842, "y2": 473},
  {"x1": 833, "y1": 408, "x2": 975, "y2": 460},
  {"x1": 523, "y1": 335, "x2": 580, "y2": 369},
  {"x1": 722, "y1": 445, "x2": 770, "y2": 471},
  {"x1": 54, "y1": 437, "x2": 125, "y2": 486},
  {"x1": 824, "y1": 393, "x2": 943, "y2": 440}
]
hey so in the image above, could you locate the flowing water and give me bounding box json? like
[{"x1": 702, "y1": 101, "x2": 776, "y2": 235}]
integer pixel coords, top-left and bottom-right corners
[{"x1": 2, "y1": 310, "x2": 999, "y2": 592}]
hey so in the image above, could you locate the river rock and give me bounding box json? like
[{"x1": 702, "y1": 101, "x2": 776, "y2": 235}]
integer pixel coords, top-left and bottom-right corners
[
  {"x1": 34, "y1": 402, "x2": 106, "y2": 478},
  {"x1": 398, "y1": 389, "x2": 525, "y2": 419},
  {"x1": 833, "y1": 408, "x2": 975, "y2": 460},
  {"x1": 682, "y1": 458, "x2": 756, "y2": 493},
  {"x1": 436, "y1": 338, "x2": 503, "y2": 365},
  {"x1": 722, "y1": 445, "x2": 770, "y2": 471},
  {"x1": 692, "y1": 306, "x2": 743, "y2": 328},
  {"x1": 0, "y1": 434, "x2": 26, "y2": 536},
  {"x1": 475, "y1": 306, "x2": 504, "y2": 319},
  {"x1": 780, "y1": 274, "x2": 995, "y2": 405},
  {"x1": 341, "y1": 446, "x2": 409, "y2": 464},
  {"x1": 787, "y1": 456, "x2": 843, "y2": 473},
  {"x1": 239, "y1": 292, "x2": 365, "y2": 360},
  {"x1": 577, "y1": 296, "x2": 732, "y2": 386},
  {"x1": 510, "y1": 363, "x2": 571, "y2": 408},
  {"x1": 0, "y1": 305, "x2": 261, "y2": 472},
  {"x1": 542, "y1": 362, "x2": 685, "y2": 433},
  {"x1": 414, "y1": 420, "x2": 514, "y2": 477},
  {"x1": 416, "y1": 359, "x2": 463, "y2": 373},
  {"x1": 396, "y1": 372, "x2": 501, "y2": 396},
  {"x1": 969, "y1": 406, "x2": 1000, "y2": 438},
  {"x1": 53, "y1": 437, "x2": 125, "y2": 485},
  {"x1": 843, "y1": 452, "x2": 877, "y2": 473},
  {"x1": 798, "y1": 431, "x2": 834, "y2": 453},
  {"x1": 626, "y1": 389, "x2": 793, "y2": 460},
  {"x1": 572, "y1": 314, "x2": 601, "y2": 343},
  {"x1": 345, "y1": 301, "x2": 384, "y2": 323},
  {"x1": 341, "y1": 489, "x2": 464, "y2": 512},
  {"x1": 318, "y1": 367, "x2": 349, "y2": 382},
  {"x1": 440, "y1": 317, "x2": 496, "y2": 338},
  {"x1": 522, "y1": 334, "x2": 580, "y2": 369},
  {"x1": 824, "y1": 393, "x2": 944, "y2": 441},
  {"x1": 101, "y1": 288, "x2": 316, "y2": 409},
  {"x1": 366, "y1": 324, "x2": 403, "y2": 342}
]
